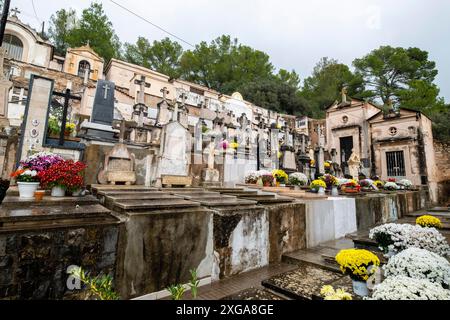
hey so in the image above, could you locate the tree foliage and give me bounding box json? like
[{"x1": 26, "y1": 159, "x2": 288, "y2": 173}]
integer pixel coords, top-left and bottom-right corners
[
  {"x1": 124, "y1": 37, "x2": 183, "y2": 79},
  {"x1": 353, "y1": 46, "x2": 439, "y2": 110},
  {"x1": 48, "y1": 8, "x2": 77, "y2": 56},
  {"x1": 48, "y1": 3, "x2": 121, "y2": 62},
  {"x1": 300, "y1": 57, "x2": 366, "y2": 118},
  {"x1": 179, "y1": 35, "x2": 274, "y2": 94}
]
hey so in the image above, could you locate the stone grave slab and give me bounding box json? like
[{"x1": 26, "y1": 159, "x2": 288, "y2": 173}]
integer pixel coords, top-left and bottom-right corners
[
  {"x1": 262, "y1": 265, "x2": 343, "y2": 300},
  {"x1": 1, "y1": 194, "x2": 100, "y2": 208}
]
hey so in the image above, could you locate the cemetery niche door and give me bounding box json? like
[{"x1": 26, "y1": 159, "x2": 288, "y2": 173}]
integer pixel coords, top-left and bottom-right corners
[
  {"x1": 386, "y1": 150, "x2": 406, "y2": 179},
  {"x1": 340, "y1": 136, "x2": 353, "y2": 174}
]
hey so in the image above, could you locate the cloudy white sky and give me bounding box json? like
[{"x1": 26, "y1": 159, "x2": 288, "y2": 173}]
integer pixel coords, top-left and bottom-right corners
[{"x1": 10, "y1": 0, "x2": 450, "y2": 101}]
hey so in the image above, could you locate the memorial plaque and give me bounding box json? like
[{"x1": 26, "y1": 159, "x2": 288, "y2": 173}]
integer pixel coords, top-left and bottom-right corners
[{"x1": 91, "y1": 80, "x2": 115, "y2": 125}]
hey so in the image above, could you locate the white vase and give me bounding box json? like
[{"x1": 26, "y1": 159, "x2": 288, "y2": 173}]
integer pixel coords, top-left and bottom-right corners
[
  {"x1": 17, "y1": 182, "x2": 40, "y2": 199},
  {"x1": 294, "y1": 185, "x2": 300, "y2": 190},
  {"x1": 51, "y1": 186, "x2": 66, "y2": 197},
  {"x1": 352, "y1": 280, "x2": 369, "y2": 297},
  {"x1": 318, "y1": 187, "x2": 325, "y2": 195}
]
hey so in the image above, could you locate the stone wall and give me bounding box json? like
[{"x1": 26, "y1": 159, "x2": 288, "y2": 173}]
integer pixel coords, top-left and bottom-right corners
[
  {"x1": 0, "y1": 132, "x2": 18, "y2": 180},
  {"x1": 304, "y1": 197, "x2": 357, "y2": 248},
  {"x1": 0, "y1": 222, "x2": 119, "y2": 300},
  {"x1": 434, "y1": 141, "x2": 450, "y2": 204},
  {"x1": 266, "y1": 203, "x2": 306, "y2": 263},
  {"x1": 354, "y1": 190, "x2": 430, "y2": 231},
  {"x1": 212, "y1": 207, "x2": 268, "y2": 279},
  {"x1": 115, "y1": 208, "x2": 213, "y2": 299}
]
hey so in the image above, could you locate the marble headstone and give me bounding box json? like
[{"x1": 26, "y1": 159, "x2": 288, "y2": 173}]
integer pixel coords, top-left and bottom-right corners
[{"x1": 91, "y1": 80, "x2": 115, "y2": 126}]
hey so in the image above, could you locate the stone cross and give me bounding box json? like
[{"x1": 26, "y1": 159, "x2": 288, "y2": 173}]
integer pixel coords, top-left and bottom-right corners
[
  {"x1": 103, "y1": 84, "x2": 111, "y2": 100},
  {"x1": 172, "y1": 91, "x2": 187, "y2": 122},
  {"x1": 134, "y1": 75, "x2": 151, "y2": 104},
  {"x1": 10, "y1": 7, "x2": 20, "y2": 17},
  {"x1": 118, "y1": 119, "x2": 127, "y2": 143}
]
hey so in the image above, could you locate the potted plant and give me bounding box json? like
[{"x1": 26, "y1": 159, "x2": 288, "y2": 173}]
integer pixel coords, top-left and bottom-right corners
[
  {"x1": 383, "y1": 248, "x2": 450, "y2": 288},
  {"x1": 260, "y1": 171, "x2": 274, "y2": 187},
  {"x1": 384, "y1": 181, "x2": 399, "y2": 191},
  {"x1": 341, "y1": 179, "x2": 361, "y2": 193},
  {"x1": 245, "y1": 171, "x2": 259, "y2": 184},
  {"x1": 416, "y1": 215, "x2": 442, "y2": 229},
  {"x1": 310, "y1": 179, "x2": 327, "y2": 195},
  {"x1": 369, "y1": 223, "x2": 415, "y2": 257},
  {"x1": 398, "y1": 179, "x2": 412, "y2": 190},
  {"x1": 335, "y1": 249, "x2": 380, "y2": 297},
  {"x1": 289, "y1": 172, "x2": 308, "y2": 190},
  {"x1": 11, "y1": 169, "x2": 40, "y2": 199},
  {"x1": 369, "y1": 276, "x2": 450, "y2": 300},
  {"x1": 320, "y1": 174, "x2": 338, "y2": 191},
  {"x1": 272, "y1": 169, "x2": 288, "y2": 187},
  {"x1": 47, "y1": 116, "x2": 61, "y2": 137},
  {"x1": 65, "y1": 122, "x2": 76, "y2": 137},
  {"x1": 38, "y1": 160, "x2": 87, "y2": 197}
]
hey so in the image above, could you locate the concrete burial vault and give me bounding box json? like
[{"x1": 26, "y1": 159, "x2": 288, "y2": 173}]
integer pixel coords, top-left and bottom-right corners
[{"x1": 0, "y1": 185, "x2": 430, "y2": 299}]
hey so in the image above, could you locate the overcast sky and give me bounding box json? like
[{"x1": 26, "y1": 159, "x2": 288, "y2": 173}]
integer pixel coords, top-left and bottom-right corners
[{"x1": 11, "y1": 0, "x2": 450, "y2": 101}]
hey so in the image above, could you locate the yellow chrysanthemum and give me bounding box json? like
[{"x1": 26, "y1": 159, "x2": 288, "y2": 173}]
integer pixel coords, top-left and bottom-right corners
[
  {"x1": 335, "y1": 249, "x2": 380, "y2": 281},
  {"x1": 416, "y1": 215, "x2": 442, "y2": 228}
]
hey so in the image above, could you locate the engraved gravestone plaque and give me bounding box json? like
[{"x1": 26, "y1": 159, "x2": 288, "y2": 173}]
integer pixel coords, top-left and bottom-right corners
[{"x1": 91, "y1": 79, "x2": 115, "y2": 125}]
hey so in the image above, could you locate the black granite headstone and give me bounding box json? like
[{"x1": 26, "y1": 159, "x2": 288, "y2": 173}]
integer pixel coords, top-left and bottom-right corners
[{"x1": 91, "y1": 80, "x2": 115, "y2": 125}]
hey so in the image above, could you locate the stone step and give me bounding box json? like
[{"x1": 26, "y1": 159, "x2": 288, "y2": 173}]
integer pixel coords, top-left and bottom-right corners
[
  {"x1": 195, "y1": 198, "x2": 258, "y2": 207},
  {"x1": 220, "y1": 191, "x2": 259, "y2": 196},
  {"x1": 282, "y1": 247, "x2": 342, "y2": 273},
  {"x1": 160, "y1": 187, "x2": 204, "y2": 192},
  {"x1": 1, "y1": 195, "x2": 100, "y2": 208},
  {"x1": 261, "y1": 264, "x2": 344, "y2": 300},
  {"x1": 206, "y1": 187, "x2": 245, "y2": 192},
  {"x1": 180, "y1": 196, "x2": 236, "y2": 202},
  {"x1": 169, "y1": 191, "x2": 221, "y2": 196},
  {"x1": 104, "y1": 193, "x2": 179, "y2": 201},
  {"x1": 244, "y1": 197, "x2": 294, "y2": 204},
  {"x1": 113, "y1": 198, "x2": 201, "y2": 211},
  {"x1": 429, "y1": 207, "x2": 450, "y2": 212},
  {"x1": 234, "y1": 194, "x2": 275, "y2": 199},
  {"x1": 96, "y1": 190, "x2": 163, "y2": 196}
]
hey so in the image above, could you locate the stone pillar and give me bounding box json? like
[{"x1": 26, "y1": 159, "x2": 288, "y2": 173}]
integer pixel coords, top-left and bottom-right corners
[{"x1": 0, "y1": 48, "x2": 12, "y2": 130}]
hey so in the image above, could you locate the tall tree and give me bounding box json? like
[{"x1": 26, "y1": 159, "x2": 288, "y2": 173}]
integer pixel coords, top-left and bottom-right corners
[
  {"x1": 353, "y1": 46, "x2": 439, "y2": 110},
  {"x1": 276, "y1": 69, "x2": 300, "y2": 89},
  {"x1": 300, "y1": 57, "x2": 365, "y2": 118},
  {"x1": 66, "y1": 3, "x2": 121, "y2": 62},
  {"x1": 124, "y1": 37, "x2": 183, "y2": 79},
  {"x1": 48, "y1": 8, "x2": 77, "y2": 56},
  {"x1": 240, "y1": 78, "x2": 309, "y2": 116},
  {"x1": 179, "y1": 35, "x2": 274, "y2": 94}
]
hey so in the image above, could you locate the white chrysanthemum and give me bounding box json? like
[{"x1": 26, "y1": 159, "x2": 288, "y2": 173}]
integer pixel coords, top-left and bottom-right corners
[
  {"x1": 289, "y1": 172, "x2": 308, "y2": 186},
  {"x1": 368, "y1": 276, "x2": 450, "y2": 300},
  {"x1": 405, "y1": 226, "x2": 450, "y2": 257},
  {"x1": 384, "y1": 248, "x2": 450, "y2": 286}
]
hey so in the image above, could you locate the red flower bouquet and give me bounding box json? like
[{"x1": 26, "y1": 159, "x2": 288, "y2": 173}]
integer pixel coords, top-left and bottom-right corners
[{"x1": 38, "y1": 160, "x2": 87, "y2": 192}]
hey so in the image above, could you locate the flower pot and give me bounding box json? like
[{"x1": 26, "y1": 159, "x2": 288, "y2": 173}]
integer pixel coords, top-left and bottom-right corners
[
  {"x1": 318, "y1": 187, "x2": 325, "y2": 195},
  {"x1": 51, "y1": 186, "x2": 66, "y2": 197},
  {"x1": 34, "y1": 190, "x2": 45, "y2": 201},
  {"x1": 352, "y1": 280, "x2": 369, "y2": 297},
  {"x1": 331, "y1": 186, "x2": 339, "y2": 196},
  {"x1": 17, "y1": 182, "x2": 40, "y2": 199},
  {"x1": 72, "y1": 189, "x2": 83, "y2": 197},
  {"x1": 294, "y1": 185, "x2": 300, "y2": 191},
  {"x1": 276, "y1": 181, "x2": 280, "y2": 187}
]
